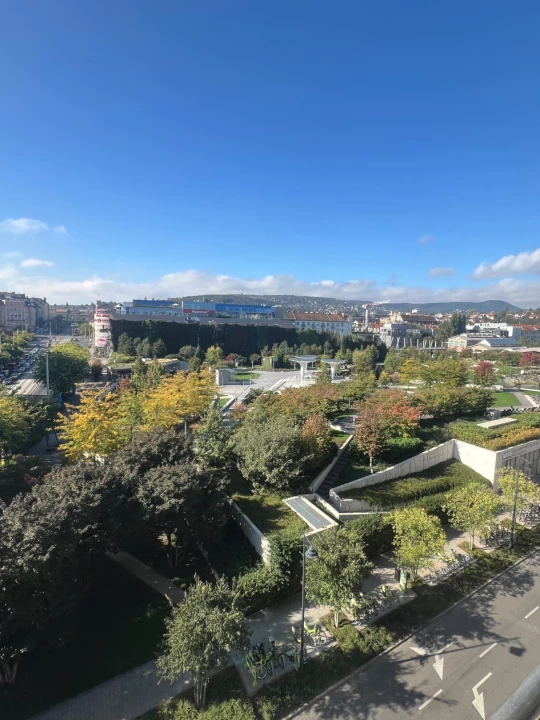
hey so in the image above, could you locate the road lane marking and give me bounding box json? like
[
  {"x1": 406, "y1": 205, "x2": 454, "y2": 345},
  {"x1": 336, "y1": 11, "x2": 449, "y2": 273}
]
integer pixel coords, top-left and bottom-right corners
[
  {"x1": 419, "y1": 689, "x2": 442, "y2": 711},
  {"x1": 479, "y1": 643, "x2": 497, "y2": 658},
  {"x1": 472, "y1": 673, "x2": 492, "y2": 720},
  {"x1": 525, "y1": 606, "x2": 539, "y2": 619},
  {"x1": 437, "y1": 641, "x2": 454, "y2": 653},
  {"x1": 433, "y1": 655, "x2": 444, "y2": 679},
  {"x1": 410, "y1": 646, "x2": 427, "y2": 656}
]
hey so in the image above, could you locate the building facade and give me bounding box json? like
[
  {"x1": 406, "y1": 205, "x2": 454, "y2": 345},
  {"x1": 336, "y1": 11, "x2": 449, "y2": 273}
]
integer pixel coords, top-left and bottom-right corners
[
  {"x1": 379, "y1": 322, "x2": 423, "y2": 347},
  {"x1": 0, "y1": 293, "x2": 49, "y2": 330},
  {"x1": 284, "y1": 312, "x2": 352, "y2": 335}
]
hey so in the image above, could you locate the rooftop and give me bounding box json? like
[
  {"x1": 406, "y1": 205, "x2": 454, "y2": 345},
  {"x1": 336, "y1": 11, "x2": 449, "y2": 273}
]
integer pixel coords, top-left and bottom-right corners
[{"x1": 285, "y1": 311, "x2": 349, "y2": 322}]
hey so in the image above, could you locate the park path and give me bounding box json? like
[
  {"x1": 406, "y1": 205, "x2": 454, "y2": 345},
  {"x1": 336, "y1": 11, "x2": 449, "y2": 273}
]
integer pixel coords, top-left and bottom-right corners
[
  {"x1": 106, "y1": 550, "x2": 184, "y2": 604},
  {"x1": 30, "y1": 660, "x2": 193, "y2": 720}
]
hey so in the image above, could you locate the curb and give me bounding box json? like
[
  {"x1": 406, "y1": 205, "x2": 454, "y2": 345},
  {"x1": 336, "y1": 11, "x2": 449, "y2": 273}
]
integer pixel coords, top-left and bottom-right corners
[{"x1": 280, "y1": 545, "x2": 540, "y2": 720}]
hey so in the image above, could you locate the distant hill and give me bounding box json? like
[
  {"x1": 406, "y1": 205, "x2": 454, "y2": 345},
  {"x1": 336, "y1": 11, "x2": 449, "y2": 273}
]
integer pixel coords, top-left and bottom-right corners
[{"x1": 177, "y1": 294, "x2": 521, "y2": 315}]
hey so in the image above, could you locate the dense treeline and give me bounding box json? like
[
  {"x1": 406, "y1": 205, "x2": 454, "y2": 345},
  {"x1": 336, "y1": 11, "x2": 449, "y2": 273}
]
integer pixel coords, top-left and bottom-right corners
[{"x1": 110, "y1": 319, "x2": 372, "y2": 358}]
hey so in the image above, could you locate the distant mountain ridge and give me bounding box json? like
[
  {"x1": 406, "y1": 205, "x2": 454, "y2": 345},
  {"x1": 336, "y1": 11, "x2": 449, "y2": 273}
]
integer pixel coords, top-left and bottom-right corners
[{"x1": 178, "y1": 294, "x2": 521, "y2": 314}]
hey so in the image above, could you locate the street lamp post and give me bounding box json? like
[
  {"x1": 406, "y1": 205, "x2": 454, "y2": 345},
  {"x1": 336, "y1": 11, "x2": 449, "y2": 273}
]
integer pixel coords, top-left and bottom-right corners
[{"x1": 300, "y1": 534, "x2": 318, "y2": 669}]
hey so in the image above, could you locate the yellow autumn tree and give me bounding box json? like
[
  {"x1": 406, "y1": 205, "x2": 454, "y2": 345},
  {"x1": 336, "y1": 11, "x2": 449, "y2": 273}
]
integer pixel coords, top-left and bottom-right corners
[
  {"x1": 142, "y1": 370, "x2": 215, "y2": 431},
  {"x1": 57, "y1": 389, "x2": 123, "y2": 463}
]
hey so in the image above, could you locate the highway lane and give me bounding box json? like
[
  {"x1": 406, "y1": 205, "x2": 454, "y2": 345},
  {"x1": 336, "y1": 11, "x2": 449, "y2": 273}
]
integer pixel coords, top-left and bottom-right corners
[{"x1": 291, "y1": 551, "x2": 540, "y2": 720}]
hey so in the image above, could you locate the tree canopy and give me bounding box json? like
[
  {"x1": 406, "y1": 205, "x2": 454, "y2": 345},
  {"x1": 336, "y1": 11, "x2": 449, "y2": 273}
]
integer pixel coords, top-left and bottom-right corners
[{"x1": 34, "y1": 342, "x2": 89, "y2": 394}]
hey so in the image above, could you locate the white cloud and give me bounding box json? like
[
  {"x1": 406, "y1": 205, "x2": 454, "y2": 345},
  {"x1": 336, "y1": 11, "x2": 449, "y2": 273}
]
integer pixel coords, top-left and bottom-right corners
[
  {"x1": 54, "y1": 225, "x2": 67, "y2": 234},
  {"x1": 428, "y1": 267, "x2": 456, "y2": 278},
  {"x1": 474, "y1": 249, "x2": 540, "y2": 279},
  {"x1": 418, "y1": 234, "x2": 434, "y2": 245},
  {"x1": 0, "y1": 266, "x2": 536, "y2": 308},
  {"x1": 0, "y1": 217, "x2": 49, "y2": 234},
  {"x1": 2, "y1": 251, "x2": 23, "y2": 259},
  {"x1": 20, "y1": 258, "x2": 54, "y2": 268}
]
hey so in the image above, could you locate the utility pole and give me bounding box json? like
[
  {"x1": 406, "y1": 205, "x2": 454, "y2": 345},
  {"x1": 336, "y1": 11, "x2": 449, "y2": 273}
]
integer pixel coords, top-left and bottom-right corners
[{"x1": 45, "y1": 352, "x2": 50, "y2": 397}]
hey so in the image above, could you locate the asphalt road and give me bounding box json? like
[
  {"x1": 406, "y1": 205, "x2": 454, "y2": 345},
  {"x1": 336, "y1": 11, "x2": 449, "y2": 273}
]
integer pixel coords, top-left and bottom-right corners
[
  {"x1": 292, "y1": 551, "x2": 540, "y2": 720},
  {"x1": 12, "y1": 333, "x2": 71, "y2": 396}
]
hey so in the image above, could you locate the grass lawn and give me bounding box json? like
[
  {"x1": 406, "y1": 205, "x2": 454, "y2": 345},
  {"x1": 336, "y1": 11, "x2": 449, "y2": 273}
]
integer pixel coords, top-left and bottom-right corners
[
  {"x1": 490, "y1": 391, "x2": 521, "y2": 407},
  {"x1": 331, "y1": 428, "x2": 350, "y2": 448},
  {"x1": 342, "y1": 459, "x2": 488, "y2": 508},
  {"x1": 333, "y1": 457, "x2": 388, "y2": 486},
  {"x1": 0, "y1": 556, "x2": 169, "y2": 720},
  {"x1": 217, "y1": 395, "x2": 232, "y2": 408},
  {"x1": 234, "y1": 372, "x2": 260, "y2": 381},
  {"x1": 230, "y1": 472, "x2": 307, "y2": 537}
]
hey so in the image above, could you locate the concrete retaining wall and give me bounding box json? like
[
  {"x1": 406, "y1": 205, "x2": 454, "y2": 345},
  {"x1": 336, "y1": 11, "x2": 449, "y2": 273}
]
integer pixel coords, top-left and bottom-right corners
[
  {"x1": 227, "y1": 498, "x2": 272, "y2": 565},
  {"x1": 453, "y1": 440, "x2": 497, "y2": 482}
]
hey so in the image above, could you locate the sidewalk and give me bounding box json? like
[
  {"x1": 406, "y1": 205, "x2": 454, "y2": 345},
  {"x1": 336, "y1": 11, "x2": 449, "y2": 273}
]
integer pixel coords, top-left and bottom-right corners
[
  {"x1": 30, "y1": 660, "x2": 192, "y2": 720},
  {"x1": 106, "y1": 551, "x2": 184, "y2": 604}
]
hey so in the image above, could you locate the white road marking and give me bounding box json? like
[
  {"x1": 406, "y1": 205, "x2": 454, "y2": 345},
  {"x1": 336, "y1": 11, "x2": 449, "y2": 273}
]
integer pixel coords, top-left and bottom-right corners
[
  {"x1": 419, "y1": 689, "x2": 442, "y2": 711},
  {"x1": 479, "y1": 642, "x2": 497, "y2": 658},
  {"x1": 525, "y1": 606, "x2": 539, "y2": 619},
  {"x1": 437, "y1": 641, "x2": 454, "y2": 653},
  {"x1": 433, "y1": 654, "x2": 444, "y2": 679},
  {"x1": 410, "y1": 646, "x2": 427, "y2": 656},
  {"x1": 472, "y1": 673, "x2": 492, "y2": 720}
]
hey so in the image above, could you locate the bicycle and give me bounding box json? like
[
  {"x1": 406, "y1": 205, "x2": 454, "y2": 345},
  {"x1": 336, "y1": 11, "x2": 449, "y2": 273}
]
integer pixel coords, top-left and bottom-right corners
[
  {"x1": 304, "y1": 621, "x2": 329, "y2": 646},
  {"x1": 380, "y1": 584, "x2": 400, "y2": 607},
  {"x1": 268, "y1": 638, "x2": 285, "y2": 670}
]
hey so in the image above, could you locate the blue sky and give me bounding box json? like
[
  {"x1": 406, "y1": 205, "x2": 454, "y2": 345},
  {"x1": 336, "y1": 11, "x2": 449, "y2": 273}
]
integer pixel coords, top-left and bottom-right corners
[{"x1": 1, "y1": 0, "x2": 540, "y2": 306}]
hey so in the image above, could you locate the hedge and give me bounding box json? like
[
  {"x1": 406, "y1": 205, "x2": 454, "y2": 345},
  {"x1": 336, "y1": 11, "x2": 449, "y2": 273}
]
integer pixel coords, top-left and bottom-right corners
[
  {"x1": 346, "y1": 513, "x2": 394, "y2": 559},
  {"x1": 451, "y1": 418, "x2": 540, "y2": 450},
  {"x1": 379, "y1": 437, "x2": 424, "y2": 464},
  {"x1": 343, "y1": 460, "x2": 489, "y2": 510},
  {"x1": 233, "y1": 534, "x2": 302, "y2": 615}
]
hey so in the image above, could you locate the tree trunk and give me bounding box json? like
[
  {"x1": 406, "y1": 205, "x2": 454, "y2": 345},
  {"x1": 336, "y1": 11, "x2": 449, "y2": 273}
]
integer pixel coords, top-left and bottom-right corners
[
  {"x1": 0, "y1": 658, "x2": 19, "y2": 684},
  {"x1": 369, "y1": 455, "x2": 374, "y2": 474},
  {"x1": 193, "y1": 672, "x2": 209, "y2": 709},
  {"x1": 334, "y1": 609, "x2": 340, "y2": 628},
  {"x1": 166, "y1": 531, "x2": 173, "y2": 567},
  {"x1": 469, "y1": 533, "x2": 474, "y2": 550}
]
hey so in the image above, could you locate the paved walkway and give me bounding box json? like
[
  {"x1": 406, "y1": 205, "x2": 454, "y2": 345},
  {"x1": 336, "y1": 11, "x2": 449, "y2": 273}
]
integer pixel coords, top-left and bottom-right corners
[
  {"x1": 31, "y1": 660, "x2": 192, "y2": 720},
  {"x1": 106, "y1": 550, "x2": 184, "y2": 604}
]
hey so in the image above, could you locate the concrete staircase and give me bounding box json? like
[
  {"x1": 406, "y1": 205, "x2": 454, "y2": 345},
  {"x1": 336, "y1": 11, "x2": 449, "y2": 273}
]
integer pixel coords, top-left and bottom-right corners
[{"x1": 317, "y1": 444, "x2": 351, "y2": 498}]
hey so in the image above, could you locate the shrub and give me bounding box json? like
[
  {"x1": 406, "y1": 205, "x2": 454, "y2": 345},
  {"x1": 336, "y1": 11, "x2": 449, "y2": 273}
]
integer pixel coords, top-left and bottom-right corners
[
  {"x1": 380, "y1": 436, "x2": 424, "y2": 464},
  {"x1": 343, "y1": 460, "x2": 489, "y2": 511},
  {"x1": 513, "y1": 413, "x2": 540, "y2": 428},
  {"x1": 450, "y1": 421, "x2": 497, "y2": 446},
  {"x1": 485, "y1": 427, "x2": 540, "y2": 451},
  {"x1": 346, "y1": 513, "x2": 394, "y2": 558}
]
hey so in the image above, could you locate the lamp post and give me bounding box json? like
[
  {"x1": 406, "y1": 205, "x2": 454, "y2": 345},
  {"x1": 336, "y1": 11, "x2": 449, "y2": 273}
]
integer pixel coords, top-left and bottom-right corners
[
  {"x1": 300, "y1": 534, "x2": 318, "y2": 669},
  {"x1": 510, "y1": 457, "x2": 532, "y2": 549}
]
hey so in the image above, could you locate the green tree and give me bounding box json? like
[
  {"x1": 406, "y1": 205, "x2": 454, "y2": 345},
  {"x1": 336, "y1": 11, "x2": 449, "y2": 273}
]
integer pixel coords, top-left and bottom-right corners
[
  {"x1": 249, "y1": 353, "x2": 260, "y2": 369},
  {"x1": 444, "y1": 485, "x2": 500, "y2": 549},
  {"x1": 498, "y1": 467, "x2": 540, "y2": 511},
  {"x1": 384, "y1": 347, "x2": 400, "y2": 373},
  {"x1": 157, "y1": 578, "x2": 250, "y2": 708},
  {"x1": 152, "y1": 339, "x2": 168, "y2": 358},
  {"x1": 131, "y1": 357, "x2": 148, "y2": 391},
  {"x1": 392, "y1": 507, "x2": 446, "y2": 580},
  {"x1": 435, "y1": 357, "x2": 468, "y2": 387},
  {"x1": 90, "y1": 358, "x2": 102, "y2": 380},
  {"x1": 179, "y1": 345, "x2": 198, "y2": 359},
  {"x1": 136, "y1": 462, "x2": 228, "y2": 566},
  {"x1": 194, "y1": 408, "x2": 233, "y2": 470},
  {"x1": 34, "y1": 343, "x2": 89, "y2": 394},
  {"x1": 340, "y1": 372, "x2": 376, "y2": 408},
  {"x1": 117, "y1": 385, "x2": 145, "y2": 442},
  {"x1": 233, "y1": 408, "x2": 307, "y2": 492},
  {"x1": 436, "y1": 312, "x2": 466, "y2": 341},
  {"x1": 0, "y1": 394, "x2": 37, "y2": 457},
  {"x1": 56, "y1": 390, "x2": 123, "y2": 463},
  {"x1": 301, "y1": 413, "x2": 335, "y2": 471},
  {"x1": 354, "y1": 407, "x2": 384, "y2": 472},
  {"x1": 316, "y1": 362, "x2": 332, "y2": 385},
  {"x1": 117, "y1": 332, "x2": 134, "y2": 355},
  {"x1": 205, "y1": 346, "x2": 224, "y2": 366},
  {"x1": 474, "y1": 361, "x2": 496, "y2": 387},
  {"x1": 188, "y1": 356, "x2": 202, "y2": 373},
  {"x1": 306, "y1": 525, "x2": 373, "y2": 627}
]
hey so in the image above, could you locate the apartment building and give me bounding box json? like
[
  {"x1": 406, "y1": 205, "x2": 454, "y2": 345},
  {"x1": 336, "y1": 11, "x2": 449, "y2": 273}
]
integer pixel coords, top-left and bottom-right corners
[{"x1": 0, "y1": 293, "x2": 49, "y2": 330}]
